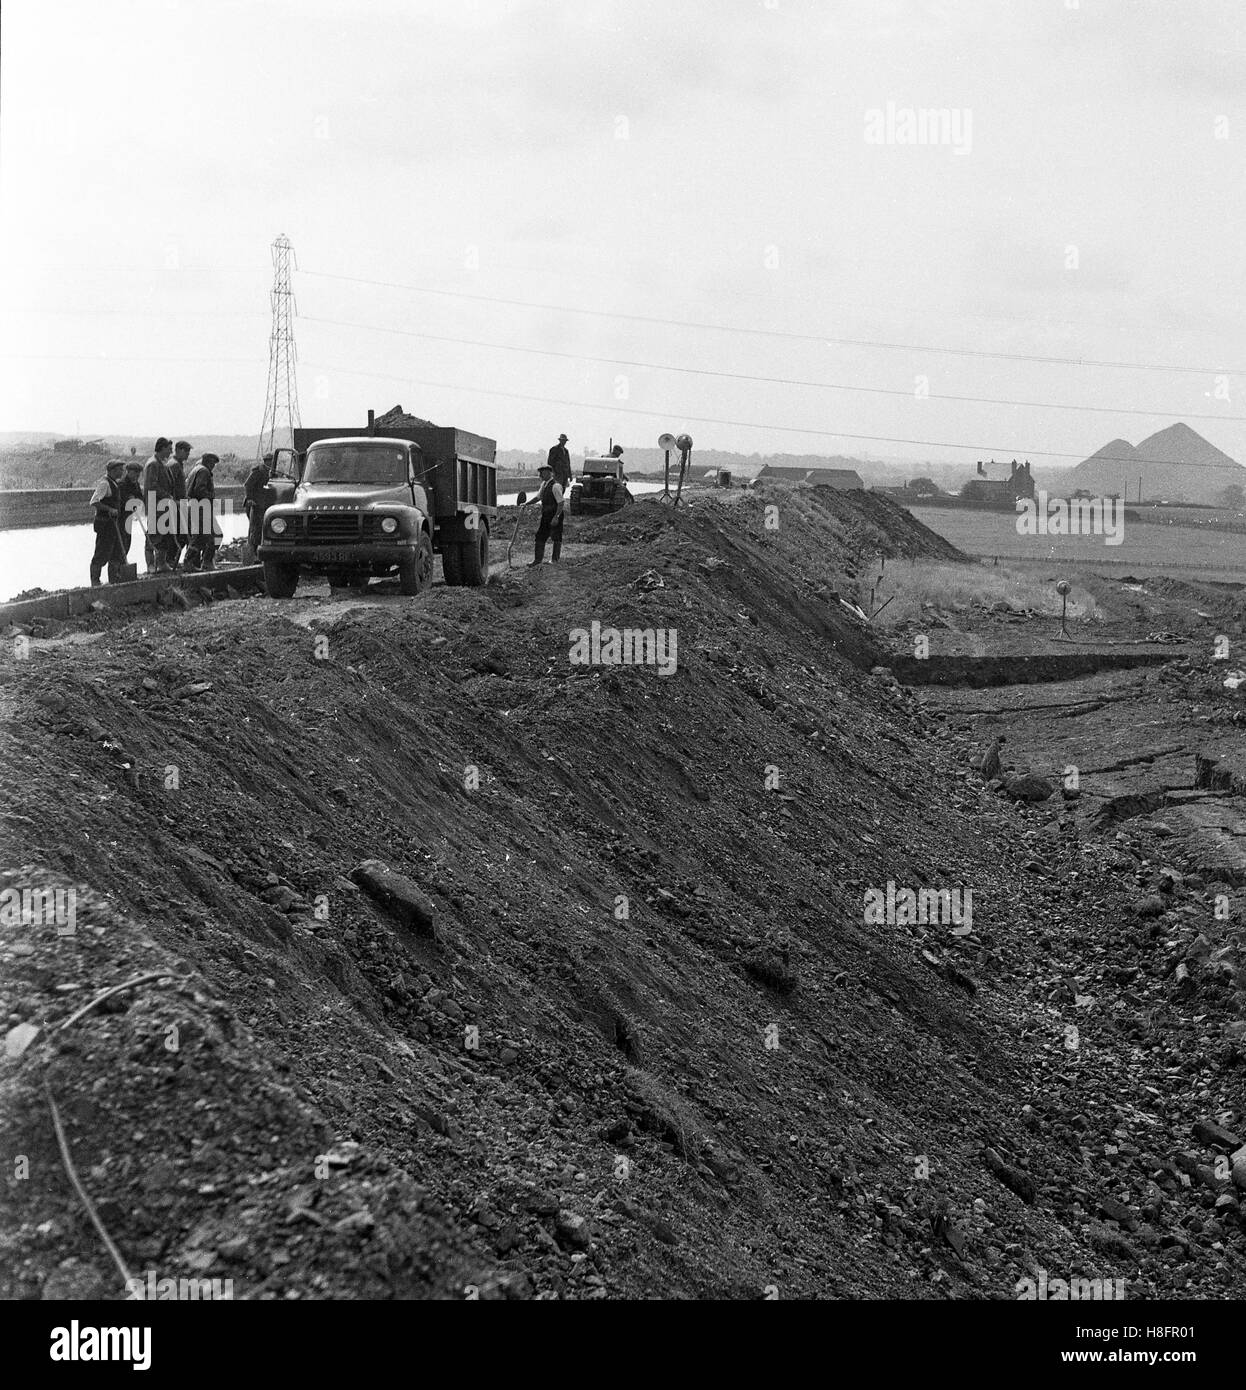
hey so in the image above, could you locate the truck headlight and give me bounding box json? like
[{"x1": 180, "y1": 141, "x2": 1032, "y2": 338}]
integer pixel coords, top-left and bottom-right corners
[
  {"x1": 380, "y1": 516, "x2": 399, "y2": 534},
  {"x1": 269, "y1": 517, "x2": 287, "y2": 535}
]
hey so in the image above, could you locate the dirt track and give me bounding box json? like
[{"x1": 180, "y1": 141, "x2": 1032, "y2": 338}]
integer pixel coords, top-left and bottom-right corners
[{"x1": 2, "y1": 489, "x2": 1244, "y2": 1299}]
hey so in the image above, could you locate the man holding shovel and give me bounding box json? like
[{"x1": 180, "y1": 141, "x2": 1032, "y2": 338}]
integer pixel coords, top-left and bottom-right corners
[
  {"x1": 87, "y1": 458, "x2": 127, "y2": 586},
  {"x1": 525, "y1": 463, "x2": 565, "y2": 566}
]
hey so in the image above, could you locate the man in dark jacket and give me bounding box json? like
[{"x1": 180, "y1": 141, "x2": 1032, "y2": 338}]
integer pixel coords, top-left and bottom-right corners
[
  {"x1": 243, "y1": 453, "x2": 273, "y2": 557},
  {"x1": 547, "y1": 433, "x2": 571, "y2": 489},
  {"x1": 141, "y1": 437, "x2": 177, "y2": 573},
  {"x1": 525, "y1": 463, "x2": 565, "y2": 565},
  {"x1": 168, "y1": 440, "x2": 192, "y2": 568},
  {"x1": 88, "y1": 458, "x2": 126, "y2": 586},
  {"x1": 118, "y1": 459, "x2": 144, "y2": 559},
  {"x1": 183, "y1": 454, "x2": 220, "y2": 570}
]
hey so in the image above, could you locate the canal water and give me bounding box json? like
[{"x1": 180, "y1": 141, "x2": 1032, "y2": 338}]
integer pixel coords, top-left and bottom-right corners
[{"x1": 0, "y1": 482, "x2": 668, "y2": 602}]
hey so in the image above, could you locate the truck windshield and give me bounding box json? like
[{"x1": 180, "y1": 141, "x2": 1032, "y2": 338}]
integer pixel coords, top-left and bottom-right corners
[{"x1": 303, "y1": 445, "x2": 407, "y2": 486}]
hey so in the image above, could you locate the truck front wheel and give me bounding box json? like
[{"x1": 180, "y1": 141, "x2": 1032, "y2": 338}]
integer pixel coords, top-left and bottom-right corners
[
  {"x1": 263, "y1": 559, "x2": 299, "y2": 598},
  {"x1": 399, "y1": 533, "x2": 434, "y2": 596},
  {"x1": 460, "y1": 525, "x2": 489, "y2": 586}
]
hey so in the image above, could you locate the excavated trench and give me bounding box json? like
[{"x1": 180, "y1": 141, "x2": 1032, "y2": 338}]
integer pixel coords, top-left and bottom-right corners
[{"x1": 890, "y1": 650, "x2": 1179, "y2": 687}]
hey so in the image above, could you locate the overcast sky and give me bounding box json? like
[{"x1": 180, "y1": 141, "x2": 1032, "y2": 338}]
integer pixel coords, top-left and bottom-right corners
[{"x1": 1, "y1": 0, "x2": 1243, "y2": 464}]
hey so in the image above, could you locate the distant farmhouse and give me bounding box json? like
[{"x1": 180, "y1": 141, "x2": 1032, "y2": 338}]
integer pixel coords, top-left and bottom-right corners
[
  {"x1": 754, "y1": 464, "x2": 864, "y2": 490},
  {"x1": 52, "y1": 437, "x2": 108, "y2": 454},
  {"x1": 961, "y1": 458, "x2": 1035, "y2": 506}
]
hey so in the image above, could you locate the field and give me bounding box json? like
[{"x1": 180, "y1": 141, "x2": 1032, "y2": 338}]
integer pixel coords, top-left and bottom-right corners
[
  {"x1": 865, "y1": 559, "x2": 1101, "y2": 632},
  {"x1": 910, "y1": 504, "x2": 1246, "y2": 582}
]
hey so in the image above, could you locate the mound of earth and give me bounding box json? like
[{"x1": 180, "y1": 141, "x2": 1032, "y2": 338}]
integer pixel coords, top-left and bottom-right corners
[{"x1": 1, "y1": 491, "x2": 1242, "y2": 1299}]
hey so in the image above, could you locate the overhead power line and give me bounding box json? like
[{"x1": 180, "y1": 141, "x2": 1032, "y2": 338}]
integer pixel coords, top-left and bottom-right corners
[
  {"x1": 297, "y1": 312, "x2": 1246, "y2": 425},
  {"x1": 10, "y1": 345, "x2": 1238, "y2": 469},
  {"x1": 297, "y1": 268, "x2": 1245, "y2": 377},
  {"x1": 296, "y1": 359, "x2": 1246, "y2": 468}
]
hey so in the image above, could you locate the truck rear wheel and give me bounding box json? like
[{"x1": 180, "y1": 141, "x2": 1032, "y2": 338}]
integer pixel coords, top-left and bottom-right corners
[
  {"x1": 263, "y1": 559, "x2": 299, "y2": 598},
  {"x1": 441, "y1": 541, "x2": 464, "y2": 587},
  {"x1": 460, "y1": 525, "x2": 489, "y2": 586},
  {"x1": 399, "y1": 533, "x2": 434, "y2": 596}
]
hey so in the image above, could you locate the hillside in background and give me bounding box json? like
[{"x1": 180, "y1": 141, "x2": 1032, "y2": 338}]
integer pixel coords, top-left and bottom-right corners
[
  {"x1": 0, "y1": 439, "x2": 261, "y2": 489},
  {"x1": 1067, "y1": 424, "x2": 1243, "y2": 504}
]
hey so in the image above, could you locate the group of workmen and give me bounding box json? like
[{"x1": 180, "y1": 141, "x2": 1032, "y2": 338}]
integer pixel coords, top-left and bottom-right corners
[
  {"x1": 88, "y1": 439, "x2": 280, "y2": 587},
  {"x1": 88, "y1": 438, "x2": 225, "y2": 586}
]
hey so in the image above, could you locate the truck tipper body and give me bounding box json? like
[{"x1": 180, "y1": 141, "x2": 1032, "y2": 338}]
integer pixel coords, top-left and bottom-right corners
[{"x1": 257, "y1": 411, "x2": 498, "y2": 597}]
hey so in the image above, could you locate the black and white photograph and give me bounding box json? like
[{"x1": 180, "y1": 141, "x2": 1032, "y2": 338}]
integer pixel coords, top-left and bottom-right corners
[{"x1": 0, "y1": 0, "x2": 1243, "y2": 1363}]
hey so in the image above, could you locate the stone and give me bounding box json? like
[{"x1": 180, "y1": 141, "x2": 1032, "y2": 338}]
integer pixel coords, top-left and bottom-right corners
[
  {"x1": 1192, "y1": 1118, "x2": 1243, "y2": 1152},
  {"x1": 1098, "y1": 1195, "x2": 1139, "y2": 1231},
  {"x1": 555, "y1": 1209, "x2": 591, "y2": 1250},
  {"x1": 348, "y1": 859, "x2": 437, "y2": 937},
  {"x1": 1004, "y1": 773, "x2": 1053, "y2": 803},
  {"x1": 4, "y1": 1021, "x2": 39, "y2": 1059},
  {"x1": 983, "y1": 1148, "x2": 1037, "y2": 1204},
  {"x1": 1230, "y1": 1148, "x2": 1246, "y2": 1192},
  {"x1": 260, "y1": 884, "x2": 301, "y2": 912}
]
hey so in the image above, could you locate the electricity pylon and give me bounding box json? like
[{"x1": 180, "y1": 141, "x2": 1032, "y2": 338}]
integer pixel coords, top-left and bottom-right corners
[{"x1": 256, "y1": 233, "x2": 301, "y2": 462}]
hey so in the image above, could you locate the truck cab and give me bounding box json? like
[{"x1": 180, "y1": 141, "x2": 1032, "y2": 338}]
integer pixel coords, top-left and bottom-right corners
[{"x1": 259, "y1": 436, "x2": 434, "y2": 597}]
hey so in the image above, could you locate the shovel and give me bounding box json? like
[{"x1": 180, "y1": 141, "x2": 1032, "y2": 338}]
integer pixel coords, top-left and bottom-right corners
[
  {"x1": 111, "y1": 517, "x2": 138, "y2": 583},
  {"x1": 507, "y1": 491, "x2": 528, "y2": 566}
]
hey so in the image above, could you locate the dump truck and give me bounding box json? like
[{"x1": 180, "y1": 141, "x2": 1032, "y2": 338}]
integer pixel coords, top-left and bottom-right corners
[
  {"x1": 257, "y1": 411, "x2": 498, "y2": 598},
  {"x1": 569, "y1": 447, "x2": 633, "y2": 515}
]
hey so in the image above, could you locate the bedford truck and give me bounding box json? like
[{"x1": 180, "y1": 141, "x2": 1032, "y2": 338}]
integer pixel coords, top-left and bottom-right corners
[{"x1": 257, "y1": 412, "x2": 498, "y2": 598}]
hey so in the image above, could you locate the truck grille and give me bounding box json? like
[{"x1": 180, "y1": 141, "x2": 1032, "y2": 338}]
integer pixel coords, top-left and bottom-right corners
[{"x1": 307, "y1": 514, "x2": 361, "y2": 542}]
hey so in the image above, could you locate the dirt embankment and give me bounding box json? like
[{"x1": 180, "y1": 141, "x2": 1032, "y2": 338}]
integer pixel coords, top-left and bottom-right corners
[{"x1": 1, "y1": 492, "x2": 1243, "y2": 1300}]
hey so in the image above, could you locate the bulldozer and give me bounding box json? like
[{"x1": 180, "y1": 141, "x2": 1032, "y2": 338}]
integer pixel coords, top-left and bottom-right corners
[{"x1": 569, "y1": 443, "x2": 633, "y2": 516}]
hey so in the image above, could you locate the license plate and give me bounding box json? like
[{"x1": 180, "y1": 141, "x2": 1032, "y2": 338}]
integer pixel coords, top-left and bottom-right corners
[{"x1": 318, "y1": 550, "x2": 354, "y2": 562}]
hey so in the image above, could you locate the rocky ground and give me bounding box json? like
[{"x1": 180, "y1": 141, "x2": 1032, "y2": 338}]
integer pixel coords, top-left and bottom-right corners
[{"x1": 0, "y1": 486, "x2": 1243, "y2": 1300}]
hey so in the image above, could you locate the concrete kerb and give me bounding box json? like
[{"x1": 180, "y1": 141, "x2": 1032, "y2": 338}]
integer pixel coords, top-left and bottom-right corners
[{"x1": 0, "y1": 565, "x2": 265, "y2": 629}]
